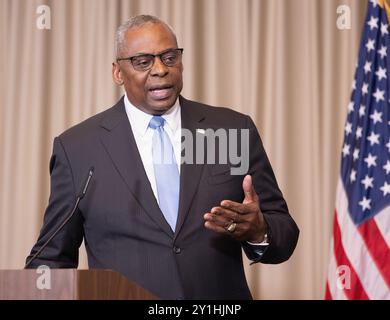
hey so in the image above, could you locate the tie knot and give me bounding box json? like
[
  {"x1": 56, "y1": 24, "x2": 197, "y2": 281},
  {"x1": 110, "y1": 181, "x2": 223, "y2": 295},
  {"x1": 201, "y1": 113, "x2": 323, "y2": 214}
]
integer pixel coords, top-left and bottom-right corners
[{"x1": 149, "y1": 116, "x2": 165, "y2": 129}]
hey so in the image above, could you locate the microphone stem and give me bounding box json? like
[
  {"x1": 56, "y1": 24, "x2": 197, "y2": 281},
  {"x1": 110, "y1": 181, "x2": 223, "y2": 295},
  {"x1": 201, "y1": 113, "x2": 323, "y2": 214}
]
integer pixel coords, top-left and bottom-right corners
[{"x1": 24, "y1": 197, "x2": 81, "y2": 269}]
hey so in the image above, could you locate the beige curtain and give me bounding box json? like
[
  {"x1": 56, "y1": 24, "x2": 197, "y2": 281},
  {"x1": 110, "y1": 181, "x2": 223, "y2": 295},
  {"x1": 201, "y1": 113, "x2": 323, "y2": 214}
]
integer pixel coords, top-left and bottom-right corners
[{"x1": 0, "y1": 0, "x2": 367, "y2": 299}]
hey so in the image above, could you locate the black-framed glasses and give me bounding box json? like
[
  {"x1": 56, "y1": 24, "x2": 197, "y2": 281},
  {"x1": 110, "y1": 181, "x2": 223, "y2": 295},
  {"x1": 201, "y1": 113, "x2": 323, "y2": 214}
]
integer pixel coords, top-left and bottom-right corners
[{"x1": 117, "y1": 48, "x2": 184, "y2": 71}]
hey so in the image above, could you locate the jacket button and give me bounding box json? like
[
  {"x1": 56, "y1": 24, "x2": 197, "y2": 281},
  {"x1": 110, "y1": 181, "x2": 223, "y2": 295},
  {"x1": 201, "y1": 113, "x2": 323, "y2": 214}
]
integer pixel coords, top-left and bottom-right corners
[{"x1": 173, "y1": 246, "x2": 181, "y2": 254}]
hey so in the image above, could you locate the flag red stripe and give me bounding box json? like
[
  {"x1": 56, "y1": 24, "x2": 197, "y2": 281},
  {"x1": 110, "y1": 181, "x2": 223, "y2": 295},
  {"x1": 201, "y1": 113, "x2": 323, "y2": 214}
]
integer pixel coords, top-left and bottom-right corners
[
  {"x1": 358, "y1": 218, "x2": 390, "y2": 288},
  {"x1": 325, "y1": 281, "x2": 332, "y2": 300},
  {"x1": 333, "y1": 211, "x2": 369, "y2": 299}
]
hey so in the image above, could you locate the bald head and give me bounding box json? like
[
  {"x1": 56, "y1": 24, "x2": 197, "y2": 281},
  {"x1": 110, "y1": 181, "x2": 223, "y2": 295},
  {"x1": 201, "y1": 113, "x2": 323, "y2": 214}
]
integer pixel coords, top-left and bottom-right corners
[{"x1": 115, "y1": 15, "x2": 178, "y2": 58}]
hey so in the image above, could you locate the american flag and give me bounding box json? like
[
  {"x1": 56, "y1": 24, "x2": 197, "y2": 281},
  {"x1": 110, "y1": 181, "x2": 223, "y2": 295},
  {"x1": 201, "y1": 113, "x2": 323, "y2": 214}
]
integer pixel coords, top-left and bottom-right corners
[{"x1": 326, "y1": 0, "x2": 390, "y2": 300}]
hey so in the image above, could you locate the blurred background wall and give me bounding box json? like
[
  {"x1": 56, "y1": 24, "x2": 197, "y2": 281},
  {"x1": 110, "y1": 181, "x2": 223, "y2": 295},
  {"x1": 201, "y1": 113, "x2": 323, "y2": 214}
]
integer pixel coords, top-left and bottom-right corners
[{"x1": 0, "y1": 0, "x2": 367, "y2": 299}]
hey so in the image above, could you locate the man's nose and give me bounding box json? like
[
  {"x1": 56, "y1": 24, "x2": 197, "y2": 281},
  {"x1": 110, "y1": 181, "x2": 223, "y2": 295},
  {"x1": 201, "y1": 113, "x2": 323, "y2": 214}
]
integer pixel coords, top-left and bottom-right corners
[{"x1": 150, "y1": 57, "x2": 169, "y2": 77}]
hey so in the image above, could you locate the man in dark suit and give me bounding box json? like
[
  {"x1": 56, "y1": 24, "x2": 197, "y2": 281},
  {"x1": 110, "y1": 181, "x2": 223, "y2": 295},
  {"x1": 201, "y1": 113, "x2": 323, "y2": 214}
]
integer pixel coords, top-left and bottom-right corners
[{"x1": 26, "y1": 15, "x2": 299, "y2": 299}]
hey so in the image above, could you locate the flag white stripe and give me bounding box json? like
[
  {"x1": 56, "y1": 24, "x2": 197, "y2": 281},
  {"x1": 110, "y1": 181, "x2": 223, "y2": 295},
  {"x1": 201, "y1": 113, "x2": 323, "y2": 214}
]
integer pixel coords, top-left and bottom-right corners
[
  {"x1": 335, "y1": 179, "x2": 390, "y2": 299},
  {"x1": 374, "y1": 207, "x2": 390, "y2": 247}
]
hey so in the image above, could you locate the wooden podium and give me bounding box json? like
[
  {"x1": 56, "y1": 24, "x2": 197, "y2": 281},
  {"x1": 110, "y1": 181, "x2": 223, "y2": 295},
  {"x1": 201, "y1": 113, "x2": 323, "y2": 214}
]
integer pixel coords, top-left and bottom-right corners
[{"x1": 0, "y1": 269, "x2": 158, "y2": 300}]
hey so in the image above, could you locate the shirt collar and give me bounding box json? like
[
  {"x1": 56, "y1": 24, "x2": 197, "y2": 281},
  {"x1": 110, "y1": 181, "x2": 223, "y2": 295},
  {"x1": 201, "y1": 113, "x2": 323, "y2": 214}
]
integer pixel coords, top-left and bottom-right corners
[{"x1": 124, "y1": 94, "x2": 181, "y2": 137}]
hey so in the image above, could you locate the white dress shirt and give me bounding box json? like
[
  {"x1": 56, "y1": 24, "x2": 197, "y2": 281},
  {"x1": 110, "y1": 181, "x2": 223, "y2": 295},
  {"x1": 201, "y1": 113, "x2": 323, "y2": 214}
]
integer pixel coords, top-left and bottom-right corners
[{"x1": 124, "y1": 94, "x2": 181, "y2": 203}]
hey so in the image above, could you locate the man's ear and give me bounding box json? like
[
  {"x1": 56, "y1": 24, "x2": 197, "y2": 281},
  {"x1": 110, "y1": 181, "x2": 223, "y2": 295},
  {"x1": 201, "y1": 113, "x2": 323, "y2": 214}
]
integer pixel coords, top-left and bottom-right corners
[{"x1": 112, "y1": 62, "x2": 124, "y2": 85}]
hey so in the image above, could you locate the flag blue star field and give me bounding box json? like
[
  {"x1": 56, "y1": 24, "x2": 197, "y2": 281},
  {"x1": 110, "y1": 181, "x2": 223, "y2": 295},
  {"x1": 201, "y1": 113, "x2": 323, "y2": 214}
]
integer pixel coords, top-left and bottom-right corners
[{"x1": 326, "y1": 0, "x2": 390, "y2": 300}]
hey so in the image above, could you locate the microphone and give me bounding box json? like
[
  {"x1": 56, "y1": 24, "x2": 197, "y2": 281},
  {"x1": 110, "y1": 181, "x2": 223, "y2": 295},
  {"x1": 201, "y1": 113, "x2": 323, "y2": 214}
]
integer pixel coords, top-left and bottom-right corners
[{"x1": 25, "y1": 167, "x2": 94, "y2": 269}]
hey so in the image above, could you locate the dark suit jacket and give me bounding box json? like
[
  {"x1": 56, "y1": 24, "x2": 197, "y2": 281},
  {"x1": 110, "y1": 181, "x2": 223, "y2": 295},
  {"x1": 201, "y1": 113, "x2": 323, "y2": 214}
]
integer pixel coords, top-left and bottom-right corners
[{"x1": 27, "y1": 96, "x2": 299, "y2": 299}]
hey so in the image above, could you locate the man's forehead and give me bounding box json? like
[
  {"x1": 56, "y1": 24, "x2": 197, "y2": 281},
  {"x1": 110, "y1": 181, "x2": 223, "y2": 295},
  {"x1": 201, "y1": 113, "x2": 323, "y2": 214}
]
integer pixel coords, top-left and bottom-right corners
[{"x1": 123, "y1": 23, "x2": 177, "y2": 52}]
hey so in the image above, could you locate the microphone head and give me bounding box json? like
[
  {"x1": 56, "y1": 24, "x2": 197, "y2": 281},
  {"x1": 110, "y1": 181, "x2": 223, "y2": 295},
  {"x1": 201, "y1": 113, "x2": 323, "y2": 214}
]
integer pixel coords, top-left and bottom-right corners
[{"x1": 79, "y1": 166, "x2": 94, "y2": 199}]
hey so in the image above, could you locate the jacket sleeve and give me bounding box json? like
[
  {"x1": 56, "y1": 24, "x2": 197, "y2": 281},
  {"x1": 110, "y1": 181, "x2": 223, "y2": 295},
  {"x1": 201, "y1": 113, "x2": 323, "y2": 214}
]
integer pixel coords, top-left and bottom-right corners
[
  {"x1": 242, "y1": 116, "x2": 299, "y2": 264},
  {"x1": 25, "y1": 137, "x2": 84, "y2": 268}
]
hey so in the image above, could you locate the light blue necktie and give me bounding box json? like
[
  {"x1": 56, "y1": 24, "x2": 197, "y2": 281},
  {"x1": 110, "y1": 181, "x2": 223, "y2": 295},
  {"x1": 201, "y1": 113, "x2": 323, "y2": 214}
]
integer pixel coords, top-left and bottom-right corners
[{"x1": 149, "y1": 116, "x2": 180, "y2": 231}]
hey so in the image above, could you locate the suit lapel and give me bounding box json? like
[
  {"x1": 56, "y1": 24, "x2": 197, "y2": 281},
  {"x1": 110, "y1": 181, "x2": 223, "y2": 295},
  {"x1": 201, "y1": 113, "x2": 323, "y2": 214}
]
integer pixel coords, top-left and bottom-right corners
[
  {"x1": 99, "y1": 98, "x2": 174, "y2": 238},
  {"x1": 174, "y1": 96, "x2": 206, "y2": 240}
]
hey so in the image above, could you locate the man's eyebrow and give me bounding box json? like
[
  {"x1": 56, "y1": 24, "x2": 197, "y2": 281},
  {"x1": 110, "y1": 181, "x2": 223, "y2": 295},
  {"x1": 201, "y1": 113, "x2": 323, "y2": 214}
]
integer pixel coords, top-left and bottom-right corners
[
  {"x1": 132, "y1": 52, "x2": 153, "y2": 57},
  {"x1": 132, "y1": 47, "x2": 178, "y2": 56}
]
